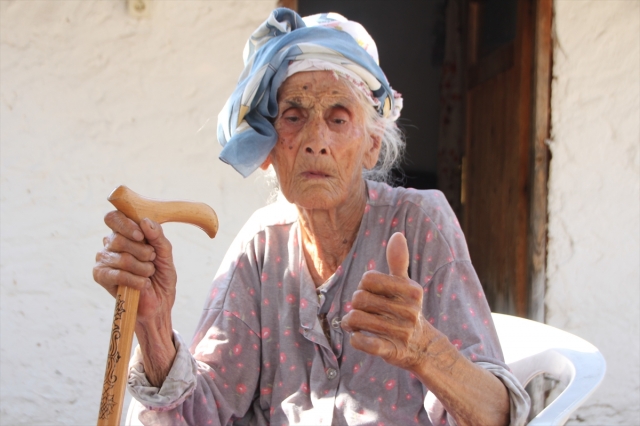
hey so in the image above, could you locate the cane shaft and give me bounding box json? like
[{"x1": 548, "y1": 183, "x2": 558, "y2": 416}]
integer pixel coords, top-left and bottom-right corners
[
  {"x1": 97, "y1": 285, "x2": 140, "y2": 426},
  {"x1": 97, "y1": 185, "x2": 218, "y2": 426}
]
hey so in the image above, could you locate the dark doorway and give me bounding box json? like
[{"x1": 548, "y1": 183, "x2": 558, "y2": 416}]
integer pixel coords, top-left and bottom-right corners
[{"x1": 298, "y1": 0, "x2": 446, "y2": 190}]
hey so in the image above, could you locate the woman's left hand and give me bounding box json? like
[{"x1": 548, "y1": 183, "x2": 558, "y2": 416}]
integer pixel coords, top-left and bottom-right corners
[
  {"x1": 341, "y1": 232, "x2": 440, "y2": 372},
  {"x1": 342, "y1": 232, "x2": 511, "y2": 426}
]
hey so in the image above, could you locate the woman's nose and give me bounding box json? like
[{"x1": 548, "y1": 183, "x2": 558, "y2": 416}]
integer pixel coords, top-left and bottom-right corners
[
  {"x1": 305, "y1": 146, "x2": 328, "y2": 155},
  {"x1": 302, "y1": 117, "x2": 330, "y2": 155}
]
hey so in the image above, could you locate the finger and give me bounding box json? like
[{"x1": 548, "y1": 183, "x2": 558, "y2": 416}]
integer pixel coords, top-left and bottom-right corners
[
  {"x1": 104, "y1": 233, "x2": 156, "y2": 262},
  {"x1": 349, "y1": 331, "x2": 395, "y2": 359},
  {"x1": 351, "y1": 289, "x2": 419, "y2": 323},
  {"x1": 93, "y1": 264, "x2": 151, "y2": 294},
  {"x1": 358, "y1": 271, "x2": 423, "y2": 303},
  {"x1": 104, "y1": 210, "x2": 144, "y2": 242},
  {"x1": 342, "y1": 309, "x2": 413, "y2": 342},
  {"x1": 386, "y1": 232, "x2": 409, "y2": 279},
  {"x1": 139, "y1": 218, "x2": 173, "y2": 262},
  {"x1": 96, "y1": 250, "x2": 156, "y2": 278}
]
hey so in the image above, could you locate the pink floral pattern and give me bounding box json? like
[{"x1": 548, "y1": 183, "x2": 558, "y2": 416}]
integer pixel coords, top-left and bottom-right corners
[{"x1": 132, "y1": 181, "x2": 523, "y2": 426}]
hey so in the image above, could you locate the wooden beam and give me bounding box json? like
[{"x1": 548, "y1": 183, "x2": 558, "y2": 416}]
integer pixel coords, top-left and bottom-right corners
[
  {"x1": 277, "y1": 0, "x2": 298, "y2": 11},
  {"x1": 468, "y1": 42, "x2": 515, "y2": 89},
  {"x1": 467, "y1": 1, "x2": 481, "y2": 66},
  {"x1": 512, "y1": 0, "x2": 534, "y2": 319}
]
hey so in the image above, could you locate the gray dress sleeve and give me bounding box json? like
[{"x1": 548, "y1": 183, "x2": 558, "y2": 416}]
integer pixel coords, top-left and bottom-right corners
[
  {"x1": 424, "y1": 361, "x2": 530, "y2": 426},
  {"x1": 127, "y1": 331, "x2": 198, "y2": 412}
]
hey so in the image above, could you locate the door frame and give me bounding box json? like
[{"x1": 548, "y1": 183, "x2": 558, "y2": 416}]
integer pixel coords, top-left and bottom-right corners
[{"x1": 527, "y1": 0, "x2": 552, "y2": 322}]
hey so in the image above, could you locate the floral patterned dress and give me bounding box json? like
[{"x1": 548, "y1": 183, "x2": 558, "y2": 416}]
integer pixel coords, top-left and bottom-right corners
[{"x1": 128, "y1": 180, "x2": 530, "y2": 426}]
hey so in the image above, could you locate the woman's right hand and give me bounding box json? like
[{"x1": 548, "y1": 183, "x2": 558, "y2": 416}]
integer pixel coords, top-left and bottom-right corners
[
  {"x1": 93, "y1": 211, "x2": 178, "y2": 386},
  {"x1": 93, "y1": 211, "x2": 177, "y2": 326}
]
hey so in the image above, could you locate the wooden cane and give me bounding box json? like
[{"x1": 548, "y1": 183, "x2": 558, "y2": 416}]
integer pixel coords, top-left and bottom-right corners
[{"x1": 97, "y1": 185, "x2": 218, "y2": 426}]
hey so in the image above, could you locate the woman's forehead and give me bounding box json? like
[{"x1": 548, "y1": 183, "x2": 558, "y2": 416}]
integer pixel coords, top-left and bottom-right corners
[{"x1": 278, "y1": 71, "x2": 359, "y2": 103}]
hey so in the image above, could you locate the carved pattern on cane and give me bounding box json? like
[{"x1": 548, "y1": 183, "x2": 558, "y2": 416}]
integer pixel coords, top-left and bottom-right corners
[{"x1": 99, "y1": 295, "x2": 126, "y2": 420}]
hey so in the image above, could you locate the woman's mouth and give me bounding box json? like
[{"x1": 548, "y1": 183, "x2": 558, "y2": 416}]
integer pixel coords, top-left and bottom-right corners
[{"x1": 301, "y1": 170, "x2": 330, "y2": 179}]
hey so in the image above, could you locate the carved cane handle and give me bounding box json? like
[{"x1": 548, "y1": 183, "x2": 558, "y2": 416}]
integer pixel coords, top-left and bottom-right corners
[
  {"x1": 107, "y1": 185, "x2": 218, "y2": 238},
  {"x1": 97, "y1": 185, "x2": 218, "y2": 426}
]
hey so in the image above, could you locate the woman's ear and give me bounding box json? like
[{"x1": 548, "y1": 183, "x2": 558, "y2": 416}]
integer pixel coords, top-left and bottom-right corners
[
  {"x1": 363, "y1": 131, "x2": 382, "y2": 170},
  {"x1": 259, "y1": 155, "x2": 272, "y2": 170}
]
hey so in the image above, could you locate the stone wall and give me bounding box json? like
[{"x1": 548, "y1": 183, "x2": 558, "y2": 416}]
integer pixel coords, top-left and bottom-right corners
[
  {"x1": 547, "y1": 0, "x2": 640, "y2": 423},
  {"x1": 0, "y1": 1, "x2": 274, "y2": 424}
]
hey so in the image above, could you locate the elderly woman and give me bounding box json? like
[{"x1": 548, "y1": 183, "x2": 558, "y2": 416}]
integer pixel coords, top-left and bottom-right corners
[{"x1": 94, "y1": 9, "x2": 529, "y2": 426}]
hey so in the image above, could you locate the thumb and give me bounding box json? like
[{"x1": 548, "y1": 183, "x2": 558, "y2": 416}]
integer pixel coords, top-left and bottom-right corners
[
  {"x1": 386, "y1": 232, "x2": 409, "y2": 279},
  {"x1": 140, "y1": 218, "x2": 173, "y2": 261}
]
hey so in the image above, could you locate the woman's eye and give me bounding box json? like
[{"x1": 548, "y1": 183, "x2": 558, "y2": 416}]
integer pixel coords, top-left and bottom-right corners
[
  {"x1": 329, "y1": 107, "x2": 350, "y2": 125},
  {"x1": 280, "y1": 109, "x2": 302, "y2": 124}
]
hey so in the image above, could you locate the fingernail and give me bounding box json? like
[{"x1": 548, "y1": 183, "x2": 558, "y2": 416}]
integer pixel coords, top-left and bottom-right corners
[
  {"x1": 150, "y1": 252, "x2": 156, "y2": 261},
  {"x1": 145, "y1": 278, "x2": 152, "y2": 288},
  {"x1": 145, "y1": 218, "x2": 155, "y2": 230},
  {"x1": 133, "y1": 230, "x2": 144, "y2": 241}
]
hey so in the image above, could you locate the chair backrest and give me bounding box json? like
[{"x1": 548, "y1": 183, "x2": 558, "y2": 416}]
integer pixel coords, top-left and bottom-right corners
[{"x1": 492, "y1": 313, "x2": 606, "y2": 426}]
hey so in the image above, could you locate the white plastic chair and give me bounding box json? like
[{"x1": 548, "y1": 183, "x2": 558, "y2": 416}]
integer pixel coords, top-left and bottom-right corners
[{"x1": 492, "y1": 313, "x2": 606, "y2": 425}]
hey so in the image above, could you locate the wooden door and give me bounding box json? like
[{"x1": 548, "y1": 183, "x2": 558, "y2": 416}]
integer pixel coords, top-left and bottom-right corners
[{"x1": 463, "y1": 0, "x2": 551, "y2": 319}]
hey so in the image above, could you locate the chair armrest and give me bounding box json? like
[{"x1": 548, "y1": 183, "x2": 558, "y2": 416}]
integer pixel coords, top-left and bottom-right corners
[{"x1": 528, "y1": 348, "x2": 606, "y2": 426}]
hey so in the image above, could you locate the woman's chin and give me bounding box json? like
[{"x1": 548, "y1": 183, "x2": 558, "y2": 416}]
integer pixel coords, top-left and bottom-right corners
[
  {"x1": 285, "y1": 179, "x2": 366, "y2": 212},
  {"x1": 292, "y1": 195, "x2": 340, "y2": 211},
  {"x1": 287, "y1": 187, "x2": 345, "y2": 211}
]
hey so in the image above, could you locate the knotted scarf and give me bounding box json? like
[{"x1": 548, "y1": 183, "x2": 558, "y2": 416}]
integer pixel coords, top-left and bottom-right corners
[{"x1": 217, "y1": 8, "x2": 402, "y2": 177}]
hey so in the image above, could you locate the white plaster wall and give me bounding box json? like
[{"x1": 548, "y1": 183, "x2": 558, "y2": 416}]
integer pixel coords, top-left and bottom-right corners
[
  {"x1": 548, "y1": 0, "x2": 640, "y2": 424},
  {"x1": 0, "y1": 1, "x2": 276, "y2": 424}
]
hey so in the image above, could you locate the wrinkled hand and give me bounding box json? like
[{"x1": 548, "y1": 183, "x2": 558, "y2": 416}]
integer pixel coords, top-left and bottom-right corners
[
  {"x1": 343, "y1": 233, "x2": 511, "y2": 425},
  {"x1": 342, "y1": 232, "x2": 434, "y2": 372},
  {"x1": 93, "y1": 210, "x2": 177, "y2": 325}
]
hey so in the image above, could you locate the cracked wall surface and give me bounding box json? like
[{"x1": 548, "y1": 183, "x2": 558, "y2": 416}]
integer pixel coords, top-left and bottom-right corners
[
  {"x1": 0, "y1": 1, "x2": 275, "y2": 424},
  {"x1": 547, "y1": 1, "x2": 640, "y2": 424}
]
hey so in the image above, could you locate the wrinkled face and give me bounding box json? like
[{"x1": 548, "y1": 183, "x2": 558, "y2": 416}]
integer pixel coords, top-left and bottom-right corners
[{"x1": 263, "y1": 71, "x2": 381, "y2": 210}]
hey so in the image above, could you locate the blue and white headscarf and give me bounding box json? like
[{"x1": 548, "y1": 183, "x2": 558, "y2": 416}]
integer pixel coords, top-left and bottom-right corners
[{"x1": 217, "y1": 8, "x2": 403, "y2": 177}]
